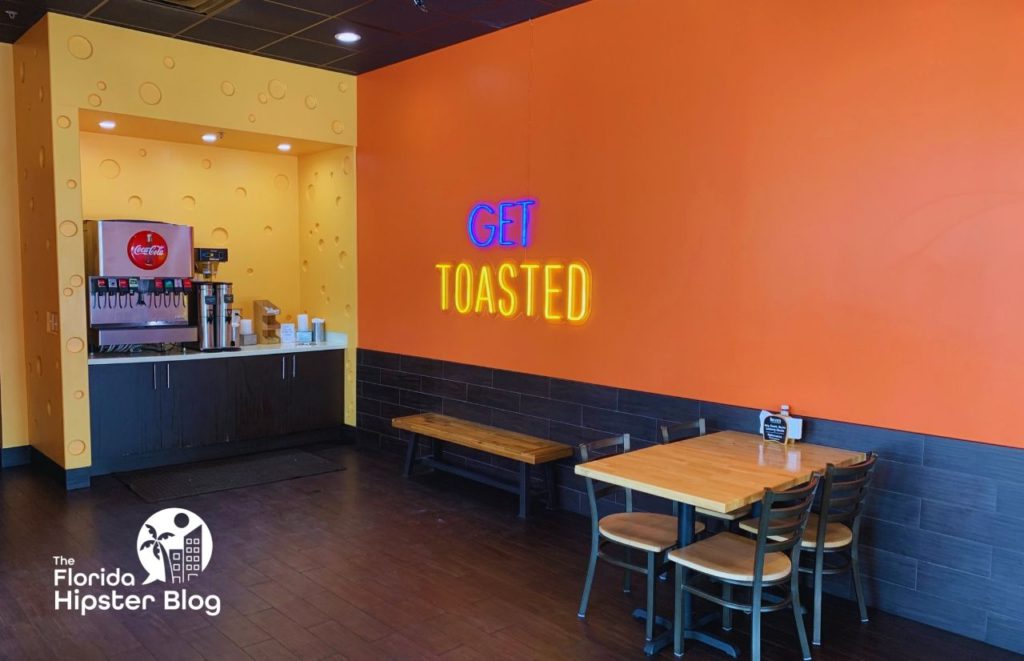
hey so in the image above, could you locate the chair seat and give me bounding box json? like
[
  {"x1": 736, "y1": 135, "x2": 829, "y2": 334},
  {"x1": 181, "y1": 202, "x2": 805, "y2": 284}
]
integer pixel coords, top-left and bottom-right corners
[
  {"x1": 599, "y1": 512, "x2": 705, "y2": 553},
  {"x1": 738, "y1": 513, "x2": 853, "y2": 549},
  {"x1": 696, "y1": 505, "x2": 752, "y2": 521},
  {"x1": 667, "y1": 532, "x2": 792, "y2": 582}
]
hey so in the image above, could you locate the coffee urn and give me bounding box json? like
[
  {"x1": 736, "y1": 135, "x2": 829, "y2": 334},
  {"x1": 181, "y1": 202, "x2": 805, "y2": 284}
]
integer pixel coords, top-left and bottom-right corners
[
  {"x1": 215, "y1": 283, "x2": 239, "y2": 351},
  {"x1": 194, "y1": 283, "x2": 217, "y2": 351},
  {"x1": 189, "y1": 247, "x2": 238, "y2": 352}
]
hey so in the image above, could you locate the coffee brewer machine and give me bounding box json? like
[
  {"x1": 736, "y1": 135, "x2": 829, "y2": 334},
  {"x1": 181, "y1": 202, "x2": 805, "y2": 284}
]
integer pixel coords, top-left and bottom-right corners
[
  {"x1": 84, "y1": 220, "x2": 198, "y2": 347},
  {"x1": 190, "y1": 248, "x2": 238, "y2": 351}
]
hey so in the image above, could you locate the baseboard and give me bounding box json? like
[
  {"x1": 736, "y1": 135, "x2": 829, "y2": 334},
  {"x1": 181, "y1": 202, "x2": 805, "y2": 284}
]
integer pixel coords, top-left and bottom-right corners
[
  {"x1": 1, "y1": 445, "x2": 31, "y2": 468},
  {"x1": 30, "y1": 448, "x2": 91, "y2": 490},
  {"x1": 89, "y1": 427, "x2": 347, "y2": 476}
]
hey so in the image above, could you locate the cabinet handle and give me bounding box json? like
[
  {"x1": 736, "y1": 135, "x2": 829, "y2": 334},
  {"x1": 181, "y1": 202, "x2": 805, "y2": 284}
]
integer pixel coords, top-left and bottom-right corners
[
  {"x1": 292, "y1": 354, "x2": 296, "y2": 379},
  {"x1": 152, "y1": 364, "x2": 157, "y2": 390},
  {"x1": 166, "y1": 363, "x2": 171, "y2": 389},
  {"x1": 281, "y1": 355, "x2": 286, "y2": 380}
]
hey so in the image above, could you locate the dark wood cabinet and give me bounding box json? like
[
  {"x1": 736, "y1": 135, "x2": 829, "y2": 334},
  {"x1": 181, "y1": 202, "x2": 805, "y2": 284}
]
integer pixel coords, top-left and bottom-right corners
[
  {"x1": 163, "y1": 360, "x2": 232, "y2": 448},
  {"x1": 89, "y1": 362, "x2": 162, "y2": 460},
  {"x1": 89, "y1": 349, "x2": 345, "y2": 473},
  {"x1": 290, "y1": 350, "x2": 345, "y2": 433},
  {"x1": 228, "y1": 353, "x2": 292, "y2": 441},
  {"x1": 230, "y1": 350, "x2": 345, "y2": 439}
]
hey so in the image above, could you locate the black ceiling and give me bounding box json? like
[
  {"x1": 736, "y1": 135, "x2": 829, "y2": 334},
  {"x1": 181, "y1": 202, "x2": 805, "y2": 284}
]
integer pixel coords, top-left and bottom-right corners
[{"x1": 0, "y1": 0, "x2": 588, "y2": 74}]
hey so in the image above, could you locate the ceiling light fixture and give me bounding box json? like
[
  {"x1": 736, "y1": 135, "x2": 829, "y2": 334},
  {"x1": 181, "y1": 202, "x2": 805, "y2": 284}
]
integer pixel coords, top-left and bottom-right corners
[
  {"x1": 335, "y1": 31, "x2": 361, "y2": 44},
  {"x1": 201, "y1": 132, "x2": 220, "y2": 143},
  {"x1": 277, "y1": 143, "x2": 292, "y2": 152},
  {"x1": 98, "y1": 120, "x2": 117, "y2": 130}
]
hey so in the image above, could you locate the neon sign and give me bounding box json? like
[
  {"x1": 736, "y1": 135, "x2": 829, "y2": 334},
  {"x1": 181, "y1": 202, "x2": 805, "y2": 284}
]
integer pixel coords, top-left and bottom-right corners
[
  {"x1": 467, "y1": 200, "x2": 535, "y2": 247},
  {"x1": 437, "y1": 199, "x2": 592, "y2": 324}
]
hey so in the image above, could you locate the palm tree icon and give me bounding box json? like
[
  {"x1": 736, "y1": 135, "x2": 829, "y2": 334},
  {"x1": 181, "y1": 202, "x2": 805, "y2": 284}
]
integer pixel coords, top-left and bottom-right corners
[{"x1": 139, "y1": 524, "x2": 175, "y2": 582}]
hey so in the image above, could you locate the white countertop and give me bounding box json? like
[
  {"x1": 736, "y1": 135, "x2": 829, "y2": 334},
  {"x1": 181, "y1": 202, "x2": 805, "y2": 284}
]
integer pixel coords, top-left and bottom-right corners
[{"x1": 87, "y1": 332, "x2": 348, "y2": 365}]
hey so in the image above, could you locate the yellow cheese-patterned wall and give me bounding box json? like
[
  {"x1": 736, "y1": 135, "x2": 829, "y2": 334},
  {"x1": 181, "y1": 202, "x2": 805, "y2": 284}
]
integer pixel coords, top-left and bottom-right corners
[
  {"x1": 0, "y1": 44, "x2": 30, "y2": 452},
  {"x1": 297, "y1": 147, "x2": 358, "y2": 422},
  {"x1": 12, "y1": 20, "x2": 65, "y2": 466},
  {"x1": 14, "y1": 13, "x2": 357, "y2": 471},
  {"x1": 80, "y1": 133, "x2": 303, "y2": 323}
]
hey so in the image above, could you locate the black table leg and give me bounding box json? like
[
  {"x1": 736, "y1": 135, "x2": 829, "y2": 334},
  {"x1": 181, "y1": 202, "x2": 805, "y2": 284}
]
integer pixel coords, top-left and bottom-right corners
[
  {"x1": 432, "y1": 437, "x2": 444, "y2": 462},
  {"x1": 680, "y1": 505, "x2": 695, "y2": 628},
  {"x1": 517, "y1": 463, "x2": 530, "y2": 518},
  {"x1": 640, "y1": 503, "x2": 740, "y2": 658}
]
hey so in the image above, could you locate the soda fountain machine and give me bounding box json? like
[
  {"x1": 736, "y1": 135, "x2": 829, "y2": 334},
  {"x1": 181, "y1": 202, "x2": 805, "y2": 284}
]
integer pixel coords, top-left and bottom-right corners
[{"x1": 84, "y1": 220, "x2": 197, "y2": 348}]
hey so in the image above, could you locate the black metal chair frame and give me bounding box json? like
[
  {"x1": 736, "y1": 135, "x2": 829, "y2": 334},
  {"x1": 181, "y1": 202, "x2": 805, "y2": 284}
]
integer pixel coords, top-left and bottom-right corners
[
  {"x1": 800, "y1": 453, "x2": 877, "y2": 646},
  {"x1": 578, "y1": 434, "x2": 675, "y2": 643},
  {"x1": 658, "y1": 420, "x2": 705, "y2": 520},
  {"x1": 673, "y1": 476, "x2": 819, "y2": 661},
  {"x1": 660, "y1": 419, "x2": 707, "y2": 444}
]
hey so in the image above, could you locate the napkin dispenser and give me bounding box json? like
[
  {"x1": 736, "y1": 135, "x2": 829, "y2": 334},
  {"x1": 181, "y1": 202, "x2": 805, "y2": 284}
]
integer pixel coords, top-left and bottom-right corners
[{"x1": 759, "y1": 404, "x2": 803, "y2": 443}]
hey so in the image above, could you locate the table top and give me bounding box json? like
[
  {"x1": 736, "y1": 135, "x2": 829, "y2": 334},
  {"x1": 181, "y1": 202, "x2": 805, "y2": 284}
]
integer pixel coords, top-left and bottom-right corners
[{"x1": 574, "y1": 431, "x2": 865, "y2": 513}]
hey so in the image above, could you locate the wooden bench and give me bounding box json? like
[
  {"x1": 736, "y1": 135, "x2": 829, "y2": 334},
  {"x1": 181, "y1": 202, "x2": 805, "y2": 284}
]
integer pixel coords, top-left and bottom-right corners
[{"x1": 393, "y1": 412, "x2": 573, "y2": 518}]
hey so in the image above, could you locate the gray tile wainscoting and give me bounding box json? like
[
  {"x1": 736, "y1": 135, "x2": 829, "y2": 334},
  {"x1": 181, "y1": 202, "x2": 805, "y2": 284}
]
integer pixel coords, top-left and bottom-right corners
[{"x1": 356, "y1": 349, "x2": 1024, "y2": 654}]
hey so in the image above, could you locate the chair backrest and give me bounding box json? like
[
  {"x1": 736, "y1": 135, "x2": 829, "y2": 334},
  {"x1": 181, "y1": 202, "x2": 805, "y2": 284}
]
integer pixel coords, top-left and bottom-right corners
[
  {"x1": 817, "y1": 452, "x2": 877, "y2": 536},
  {"x1": 753, "y1": 475, "x2": 820, "y2": 582},
  {"x1": 578, "y1": 434, "x2": 632, "y2": 529},
  {"x1": 659, "y1": 418, "x2": 707, "y2": 444}
]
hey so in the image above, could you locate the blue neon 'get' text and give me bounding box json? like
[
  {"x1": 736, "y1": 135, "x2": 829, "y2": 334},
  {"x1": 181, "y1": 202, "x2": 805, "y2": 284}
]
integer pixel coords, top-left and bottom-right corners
[{"x1": 467, "y1": 199, "x2": 536, "y2": 248}]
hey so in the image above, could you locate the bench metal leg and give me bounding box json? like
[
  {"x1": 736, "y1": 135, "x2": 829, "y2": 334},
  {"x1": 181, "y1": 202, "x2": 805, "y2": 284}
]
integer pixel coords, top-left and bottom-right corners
[
  {"x1": 432, "y1": 437, "x2": 443, "y2": 462},
  {"x1": 517, "y1": 463, "x2": 530, "y2": 518},
  {"x1": 544, "y1": 464, "x2": 557, "y2": 510},
  {"x1": 402, "y1": 433, "x2": 418, "y2": 477}
]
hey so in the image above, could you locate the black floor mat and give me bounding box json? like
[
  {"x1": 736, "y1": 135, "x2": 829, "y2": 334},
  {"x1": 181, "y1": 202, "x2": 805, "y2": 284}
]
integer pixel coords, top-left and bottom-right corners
[{"x1": 116, "y1": 449, "x2": 344, "y2": 502}]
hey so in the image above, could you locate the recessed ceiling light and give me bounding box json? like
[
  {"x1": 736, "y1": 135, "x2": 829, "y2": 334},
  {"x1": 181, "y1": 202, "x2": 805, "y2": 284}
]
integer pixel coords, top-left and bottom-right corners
[
  {"x1": 335, "y1": 31, "x2": 361, "y2": 44},
  {"x1": 201, "y1": 132, "x2": 219, "y2": 143},
  {"x1": 98, "y1": 120, "x2": 116, "y2": 130},
  {"x1": 277, "y1": 143, "x2": 292, "y2": 152}
]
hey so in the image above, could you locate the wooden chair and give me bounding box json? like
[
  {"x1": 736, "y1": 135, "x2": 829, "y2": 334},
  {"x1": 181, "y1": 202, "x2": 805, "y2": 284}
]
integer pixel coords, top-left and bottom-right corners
[
  {"x1": 659, "y1": 421, "x2": 752, "y2": 525},
  {"x1": 739, "y1": 452, "x2": 877, "y2": 646},
  {"x1": 669, "y1": 476, "x2": 820, "y2": 661},
  {"x1": 577, "y1": 434, "x2": 705, "y2": 642}
]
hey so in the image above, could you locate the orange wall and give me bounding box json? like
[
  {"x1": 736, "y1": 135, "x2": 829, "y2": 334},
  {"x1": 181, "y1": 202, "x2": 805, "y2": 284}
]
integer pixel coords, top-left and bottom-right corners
[{"x1": 358, "y1": 0, "x2": 1024, "y2": 448}]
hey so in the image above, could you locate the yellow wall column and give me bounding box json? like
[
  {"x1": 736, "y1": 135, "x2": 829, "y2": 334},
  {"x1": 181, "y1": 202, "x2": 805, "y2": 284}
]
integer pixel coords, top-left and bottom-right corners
[
  {"x1": 12, "y1": 19, "x2": 66, "y2": 465},
  {"x1": 0, "y1": 44, "x2": 30, "y2": 453},
  {"x1": 297, "y1": 147, "x2": 358, "y2": 424}
]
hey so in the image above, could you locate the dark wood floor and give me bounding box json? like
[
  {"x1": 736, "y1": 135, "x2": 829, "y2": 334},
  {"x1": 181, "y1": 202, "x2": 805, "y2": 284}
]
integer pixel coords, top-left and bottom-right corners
[{"x1": 0, "y1": 443, "x2": 1017, "y2": 660}]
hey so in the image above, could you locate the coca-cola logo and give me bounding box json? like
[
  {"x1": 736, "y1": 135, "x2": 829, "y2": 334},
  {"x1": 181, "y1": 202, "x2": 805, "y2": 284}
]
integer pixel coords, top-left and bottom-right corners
[{"x1": 126, "y1": 231, "x2": 169, "y2": 270}]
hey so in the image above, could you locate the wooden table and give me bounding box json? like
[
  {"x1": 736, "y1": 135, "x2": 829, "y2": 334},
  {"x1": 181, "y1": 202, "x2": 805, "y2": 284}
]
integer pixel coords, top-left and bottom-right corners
[{"x1": 574, "y1": 431, "x2": 865, "y2": 656}]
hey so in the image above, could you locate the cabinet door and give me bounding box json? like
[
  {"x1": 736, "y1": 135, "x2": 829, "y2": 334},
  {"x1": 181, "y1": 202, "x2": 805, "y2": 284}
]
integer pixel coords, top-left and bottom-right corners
[
  {"x1": 290, "y1": 350, "x2": 345, "y2": 432},
  {"x1": 89, "y1": 363, "x2": 162, "y2": 462},
  {"x1": 228, "y1": 354, "x2": 292, "y2": 441},
  {"x1": 162, "y1": 360, "x2": 232, "y2": 448}
]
